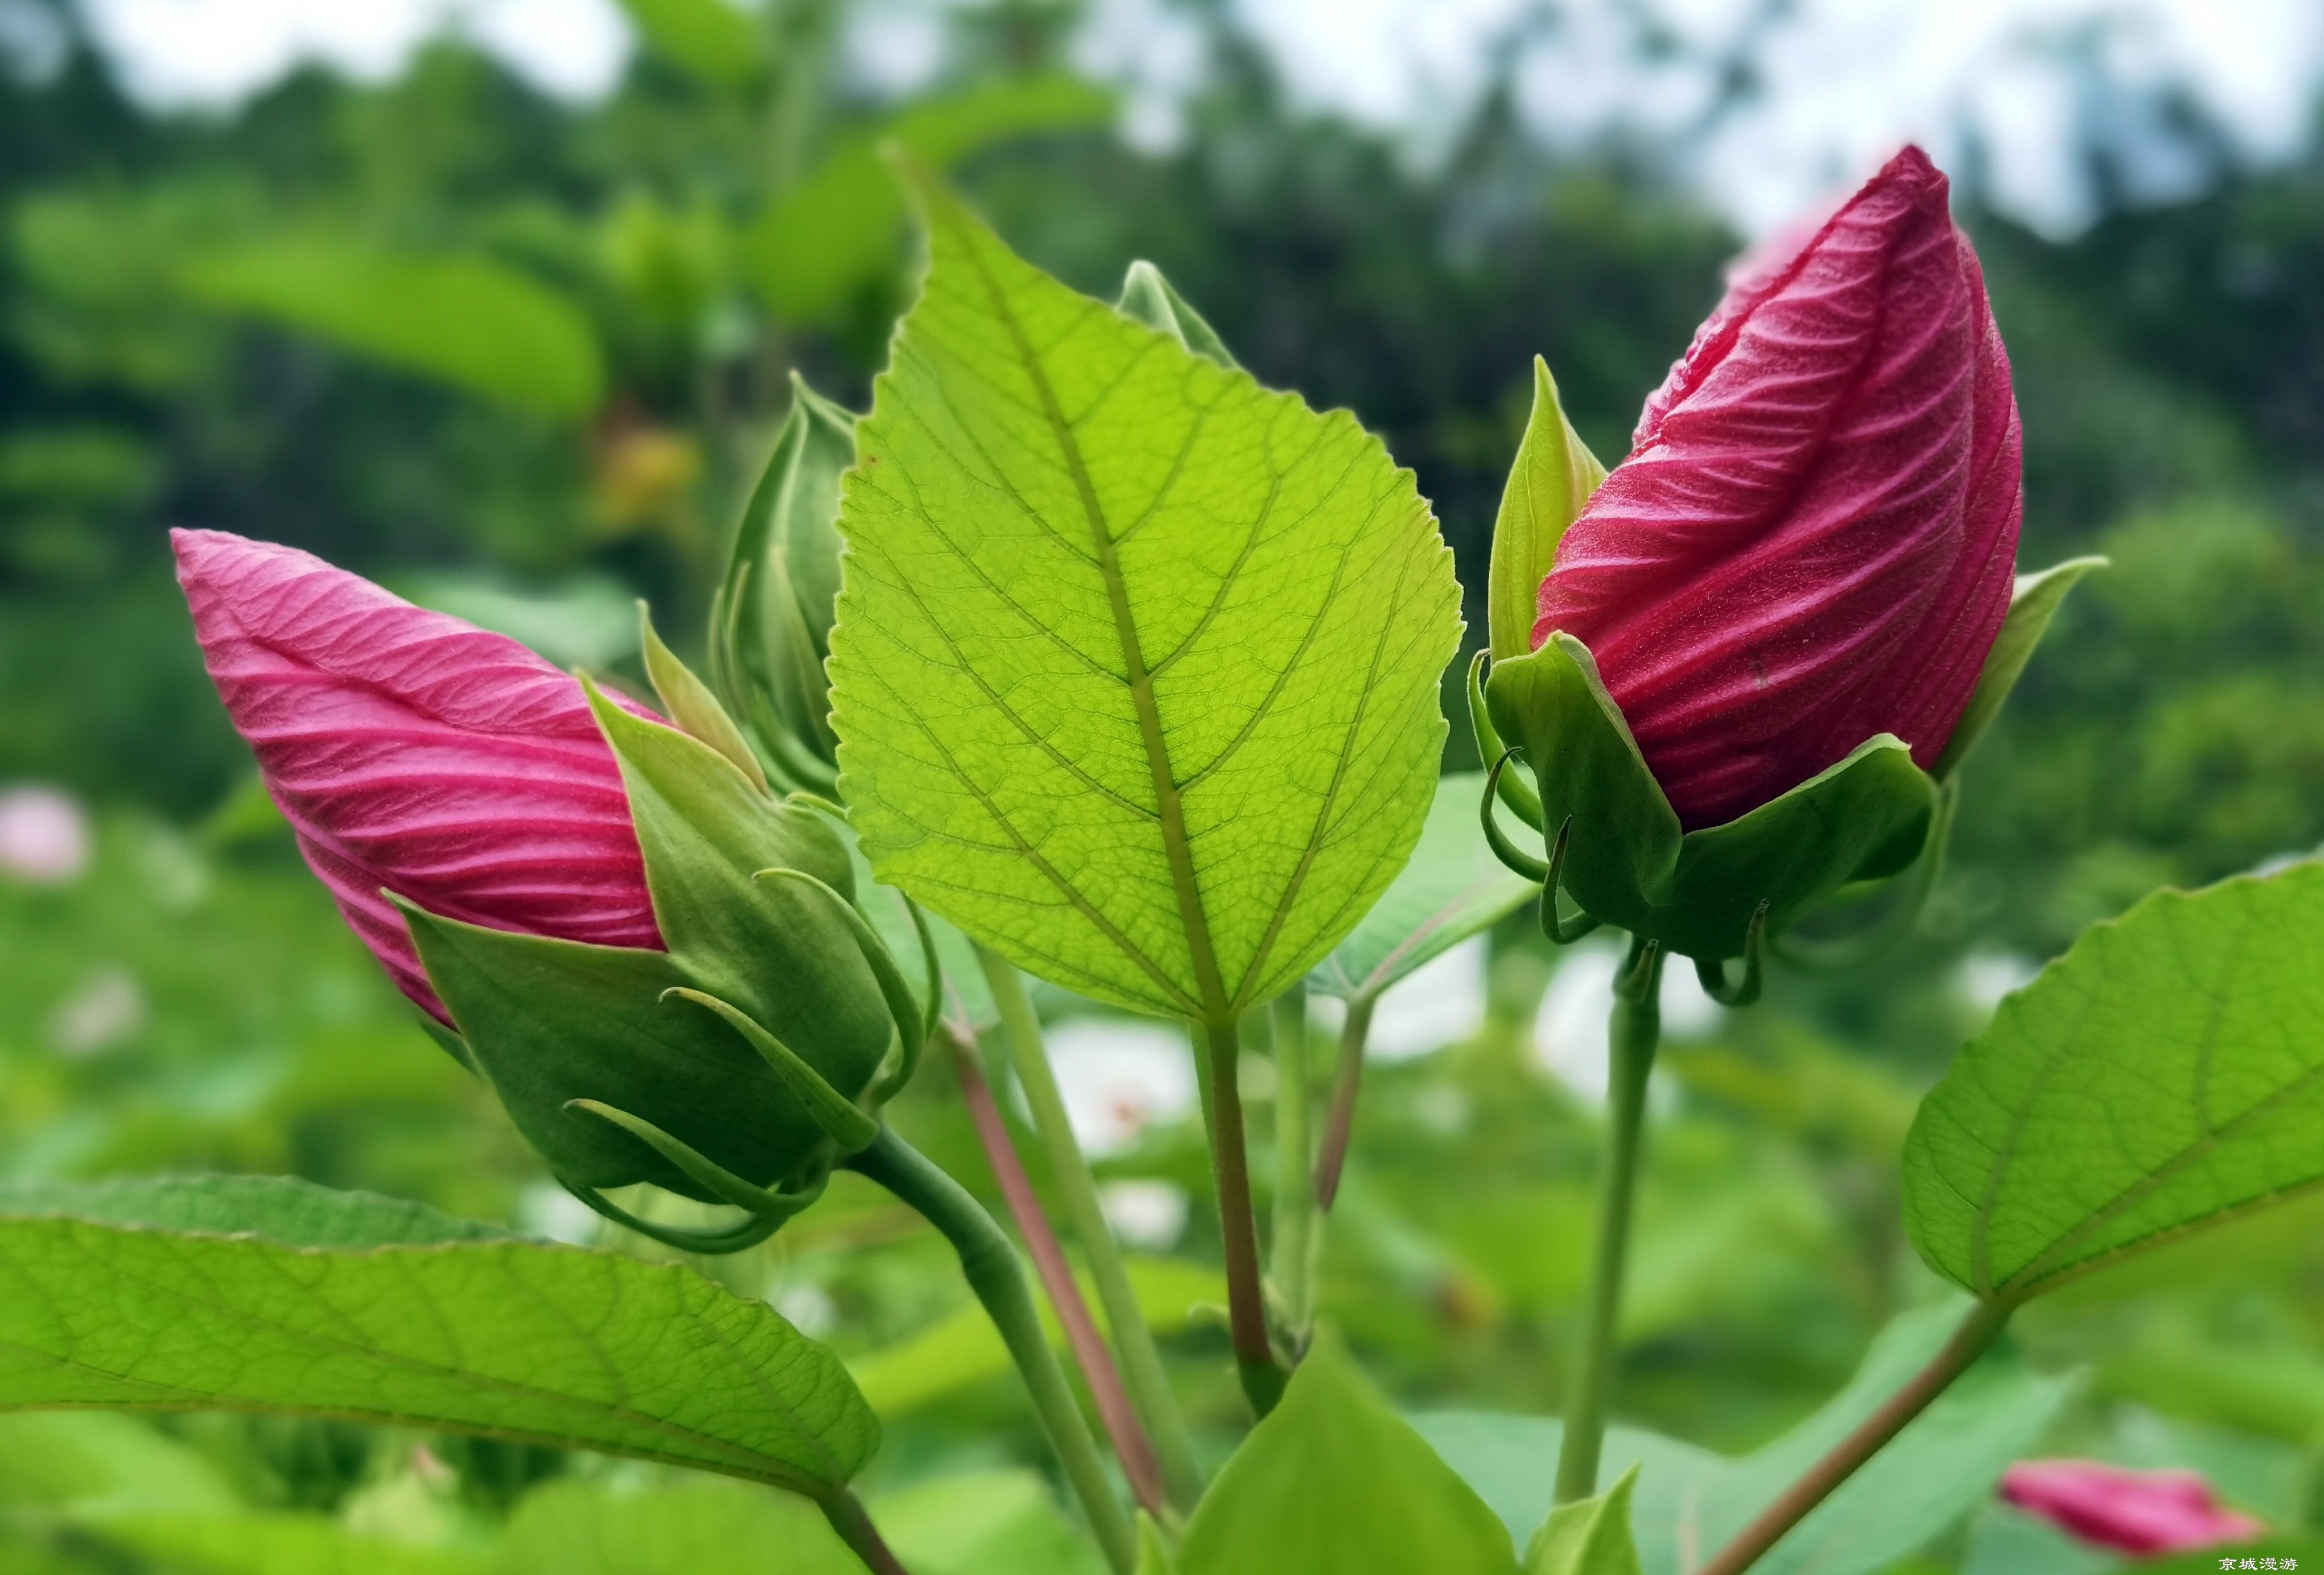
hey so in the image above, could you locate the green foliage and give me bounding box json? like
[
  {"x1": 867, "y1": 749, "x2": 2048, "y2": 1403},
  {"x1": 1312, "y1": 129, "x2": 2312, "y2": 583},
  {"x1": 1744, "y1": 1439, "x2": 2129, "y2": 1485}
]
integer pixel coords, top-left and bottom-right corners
[
  {"x1": 709, "y1": 373, "x2": 856, "y2": 792},
  {"x1": 1933, "y1": 558, "x2": 2107, "y2": 780},
  {"x1": 180, "y1": 240, "x2": 605, "y2": 415},
  {"x1": 615, "y1": 0, "x2": 766, "y2": 90},
  {"x1": 829, "y1": 173, "x2": 1462, "y2": 1021},
  {"x1": 747, "y1": 77, "x2": 1115, "y2": 324},
  {"x1": 1523, "y1": 1466, "x2": 1640, "y2": 1575},
  {"x1": 1423, "y1": 1302, "x2": 2071, "y2": 1575},
  {"x1": 0, "y1": 1177, "x2": 879, "y2": 1495},
  {"x1": 1488, "y1": 358, "x2": 1605, "y2": 664},
  {"x1": 1485, "y1": 634, "x2": 1937, "y2": 959},
  {"x1": 1906, "y1": 861, "x2": 2324, "y2": 1301},
  {"x1": 1308, "y1": 769, "x2": 1536, "y2": 1003},
  {"x1": 498, "y1": 1478, "x2": 854, "y2": 1573},
  {"x1": 1177, "y1": 1333, "x2": 1517, "y2": 1575}
]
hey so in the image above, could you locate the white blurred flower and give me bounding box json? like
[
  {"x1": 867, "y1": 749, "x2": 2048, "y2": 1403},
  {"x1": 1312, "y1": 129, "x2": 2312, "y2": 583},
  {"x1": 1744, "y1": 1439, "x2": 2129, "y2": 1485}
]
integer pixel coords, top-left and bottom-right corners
[
  {"x1": 517, "y1": 1181, "x2": 600, "y2": 1244},
  {"x1": 1365, "y1": 937, "x2": 1490, "y2": 1063},
  {"x1": 0, "y1": 784, "x2": 91, "y2": 886},
  {"x1": 1531, "y1": 938, "x2": 1717, "y2": 1104},
  {"x1": 48, "y1": 967, "x2": 145, "y2": 1057},
  {"x1": 1099, "y1": 1180, "x2": 1189, "y2": 1250},
  {"x1": 772, "y1": 1282, "x2": 839, "y2": 1338},
  {"x1": 1039, "y1": 1016, "x2": 1198, "y2": 1158},
  {"x1": 1955, "y1": 949, "x2": 2039, "y2": 1017}
]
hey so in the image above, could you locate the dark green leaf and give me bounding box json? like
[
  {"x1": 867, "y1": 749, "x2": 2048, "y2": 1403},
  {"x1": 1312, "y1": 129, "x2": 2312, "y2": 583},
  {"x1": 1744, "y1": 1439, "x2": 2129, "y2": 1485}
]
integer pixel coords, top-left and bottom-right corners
[
  {"x1": 615, "y1": 0, "x2": 764, "y2": 90},
  {"x1": 500, "y1": 1478, "x2": 856, "y2": 1574}
]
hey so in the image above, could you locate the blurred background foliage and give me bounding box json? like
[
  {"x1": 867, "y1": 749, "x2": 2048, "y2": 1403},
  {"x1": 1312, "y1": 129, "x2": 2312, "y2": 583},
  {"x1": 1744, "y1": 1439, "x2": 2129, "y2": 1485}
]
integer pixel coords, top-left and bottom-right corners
[{"x1": 5, "y1": 0, "x2": 2324, "y2": 1568}]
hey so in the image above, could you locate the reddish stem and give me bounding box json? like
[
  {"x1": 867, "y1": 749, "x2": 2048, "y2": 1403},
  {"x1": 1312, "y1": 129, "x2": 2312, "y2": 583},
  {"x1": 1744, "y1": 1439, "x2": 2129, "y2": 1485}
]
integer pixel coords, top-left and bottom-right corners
[{"x1": 945, "y1": 1026, "x2": 1170, "y2": 1519}]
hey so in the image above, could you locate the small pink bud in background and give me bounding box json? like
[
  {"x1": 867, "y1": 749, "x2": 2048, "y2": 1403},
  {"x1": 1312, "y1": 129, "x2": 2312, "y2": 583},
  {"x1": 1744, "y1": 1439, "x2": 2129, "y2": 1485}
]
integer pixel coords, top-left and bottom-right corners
[
  {"x1": 2002, "y1": 1461, "x2": 2263, "y2": 1556},
  {"x1": 1537, "y1": 146, "x2": 2022, "y2": 830},
  {"x1": 173, "y1": 529, "x2": 662, "y2": 1021},
  {"x1": 0, "y1": 784, "x2": 92, "y2": 886}
]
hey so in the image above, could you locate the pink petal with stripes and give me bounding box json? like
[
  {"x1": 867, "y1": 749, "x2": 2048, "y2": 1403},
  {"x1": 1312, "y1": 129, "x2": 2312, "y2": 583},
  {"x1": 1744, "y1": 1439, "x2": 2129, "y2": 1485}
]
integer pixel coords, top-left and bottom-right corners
[
  {"x1": 2002, "y1": 1461, "x2": 2261, "y2": 1556},
  {"x1": 1536, "y1": 147, "x2": 2022, "y2": 830},
  {"x1": 174, "y1": 529, "x2": 663, "y2": 1021}
]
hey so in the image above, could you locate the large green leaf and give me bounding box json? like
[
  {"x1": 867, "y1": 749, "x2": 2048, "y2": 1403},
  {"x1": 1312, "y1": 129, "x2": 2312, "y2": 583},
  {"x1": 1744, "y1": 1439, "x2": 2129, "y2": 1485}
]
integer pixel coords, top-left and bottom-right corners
[
  {"x1": 748, "y1": 77, "x2": 1114, "y2": 324},
  {"x1": 1308, "y1": 770, "x2": 1536, "y2": 1003},
  {"x1": 1905, "y1": 862, "x2": 2324, "y2": 1301},
  {"x1": 79, "y1": 1513, "x2": 488, "y2": 1575},
  {"x1": 877, "y1": 1470, "x2": 1109, "y2": 1575},
  {"x1": 1419, "y1": 1301, "x2": 2071, "y2": 1575},
  {"x1": 829, "y1": 175, "x2": 1462, "y2": 1021},
  {"x1": 181, "y1": 241, "x2": 604, "y2": 416},
  {"x1": 0, "y1": 1412, "x2": 237, "y2": 1514},
  {"x1": 1179, "y1": 1333, "x2": 1516, "y2": 1575},
  {"x1": 500, "y1": 1478, "x2": 856, "y2": 1574},
  {"x1": 0, "y1": 1174, "x2": 505, "y2": 1247},
  {"x1": 616, "y1": 0, "x2": 764, "y2": 89},
  {"x1": 0, "y1": 1178, "x2": 878, "y2": 1497}
]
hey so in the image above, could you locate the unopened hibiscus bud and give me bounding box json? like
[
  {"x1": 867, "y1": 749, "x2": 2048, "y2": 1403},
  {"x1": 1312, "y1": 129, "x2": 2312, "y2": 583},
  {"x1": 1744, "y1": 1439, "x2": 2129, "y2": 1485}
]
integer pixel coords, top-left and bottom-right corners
[
  {"x1": 179, "y1": 530, "x2": 933, "y2": 1251},
  {"x1": 708, "y1": 374, "x2": 855, "y2": 794},
  {"x1": 1477, "y1": 147, "x2": 2094, "y2": 961},
  {"x1": 2001, "y1": 1461, "x2": 2261, "y2": 1556},
  {"x1": 172, "y1": 528, "x2": 661, "y2": 1022}
]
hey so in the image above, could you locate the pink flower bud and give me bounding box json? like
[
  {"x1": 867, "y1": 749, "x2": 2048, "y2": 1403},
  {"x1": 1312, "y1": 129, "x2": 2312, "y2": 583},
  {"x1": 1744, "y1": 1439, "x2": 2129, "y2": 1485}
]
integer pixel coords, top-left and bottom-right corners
[
  {"x1": 173, "y1": 529, "x2": 662, "y2": 1021},
  {"x1": 2002, "y1": 1460, "x2": 2262, "y2": 1556},
  {"x1": 1536, "y1": 146, "x2": 2022, "y2": 830}
]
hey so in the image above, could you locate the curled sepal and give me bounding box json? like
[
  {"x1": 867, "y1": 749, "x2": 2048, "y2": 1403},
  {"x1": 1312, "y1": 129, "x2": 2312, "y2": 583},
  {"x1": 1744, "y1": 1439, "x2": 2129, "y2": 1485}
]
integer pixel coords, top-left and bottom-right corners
[
  {"x1": 1470, "y1": 649, "x2": 1543, "y2": 830},
  {"x1": 663, "y1": 987, "x2": 879, "y2": 1153},
  {"x1": 1539, "y1": 817, "x2": 1604, "y2": 947},
  {"x1": 752, "y1": 867, "x2": 937, "y2": 1099},
  {"x1": 1484, "y1": 633, "x2": 1937, "y2": 960},
  {"x1": 566, "y1": 1098, "x2": 832, "y2": 1221},
  {"x1": 1116, "y1": 261, "x2": 1239, "y2": 370},
  {"x1": 558, "y1": 1177, "x2": 786, "y2": 1255},
  {"x1": 1695, "y1": 901, "x2": 1768, "y2": 1007},
  {"x1": 1480, "y1": 749, "x2": 1551, "y2": 882},
  {"x1": 639, "y1": 602, "x2": 768, "y2": 795},
  {"x1": 1776, "y1": 778, "x2": 1958, "y2": 972},
  {"x1": 1932, "y1": 556, "x2": 2106, "y2": 780}
]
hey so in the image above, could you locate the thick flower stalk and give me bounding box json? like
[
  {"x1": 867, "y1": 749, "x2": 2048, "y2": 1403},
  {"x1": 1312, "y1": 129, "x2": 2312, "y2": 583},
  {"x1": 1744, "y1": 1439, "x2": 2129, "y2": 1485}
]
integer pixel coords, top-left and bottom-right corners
[
  {"x1": 175, "y1": 527, "x2": 661, "y2": 1022},
  {"x1": 1538, "y1": 145, "x2": 2022, "y2": 831}
]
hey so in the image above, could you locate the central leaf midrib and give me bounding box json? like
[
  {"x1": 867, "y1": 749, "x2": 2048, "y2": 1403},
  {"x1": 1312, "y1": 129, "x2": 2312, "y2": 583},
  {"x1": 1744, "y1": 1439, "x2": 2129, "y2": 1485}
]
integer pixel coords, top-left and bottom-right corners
[{"x1": 955, "y1": 220, "x2": 1233, "y2": 1024}]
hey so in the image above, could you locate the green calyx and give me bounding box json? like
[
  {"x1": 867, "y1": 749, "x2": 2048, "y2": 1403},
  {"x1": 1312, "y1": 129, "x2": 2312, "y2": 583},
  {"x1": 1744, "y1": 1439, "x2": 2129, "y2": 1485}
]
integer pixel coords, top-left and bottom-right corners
[
  {"x1": 1472, "y1": 558, "x2": 2102, "y2": 962},
  {"x1": 708, "y1": 371, "x2": 859, "y2": 794},
  {"x1": 1480, "y1": 633, "x2": 1936, "y2": 962},
  {"x1": 399, "y1": 635, "x2": 939, "y2": 1252},
  {"x1": 1487, "y1": 356, "x2": 1606, "y2": 665}
]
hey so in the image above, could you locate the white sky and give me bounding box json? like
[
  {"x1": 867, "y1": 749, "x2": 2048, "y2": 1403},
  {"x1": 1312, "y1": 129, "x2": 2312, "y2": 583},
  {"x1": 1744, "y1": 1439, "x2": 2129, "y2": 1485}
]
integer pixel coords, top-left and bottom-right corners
[{"x1": 57, "y1": 0, "x2": 2324, "y2": 237}]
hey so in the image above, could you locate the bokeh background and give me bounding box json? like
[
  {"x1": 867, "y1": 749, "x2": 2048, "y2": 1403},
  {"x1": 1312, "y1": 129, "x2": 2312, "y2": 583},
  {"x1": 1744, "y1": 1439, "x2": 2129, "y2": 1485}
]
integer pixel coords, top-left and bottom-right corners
[{"x1": 5, "y1": 0, "x2": 2324, "y2": 1566}]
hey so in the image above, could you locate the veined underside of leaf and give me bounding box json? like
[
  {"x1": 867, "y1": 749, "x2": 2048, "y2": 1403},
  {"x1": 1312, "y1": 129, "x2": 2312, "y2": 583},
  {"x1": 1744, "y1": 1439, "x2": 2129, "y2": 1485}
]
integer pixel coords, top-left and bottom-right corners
[{"x1": 827, "y1": 173, "x2": 1461, "y2": 1021}]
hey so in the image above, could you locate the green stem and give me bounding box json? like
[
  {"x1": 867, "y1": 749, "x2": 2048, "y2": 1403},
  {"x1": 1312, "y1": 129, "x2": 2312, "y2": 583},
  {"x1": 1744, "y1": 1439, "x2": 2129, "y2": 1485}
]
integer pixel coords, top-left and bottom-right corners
[
  {"x1": 1553, "y1": 935, "x2": 1665, "y2": 1504},
  {"x1": 848, "y1": 1127, "x2": 1137, "y2": 1574},
  {"x1": 1197, "y1": 1015, "x2": 1287, "y2": 1416},
  {"x1": 818, "y1": 1489, "x2": 912, "y2": 1575},
  {"x1": 1270, "y1": 984, "x2": 1317, "y2": 1343},
  {"x1": 970, "y1": 946, "x2": 1204, "y2": 1511},
  {"x1": 1693, "y1": 1301, "x2": 2013, "y2": 1575},
  {"x1": 1313, "y1": 995, "x2": 1376, "y2": 1212}
]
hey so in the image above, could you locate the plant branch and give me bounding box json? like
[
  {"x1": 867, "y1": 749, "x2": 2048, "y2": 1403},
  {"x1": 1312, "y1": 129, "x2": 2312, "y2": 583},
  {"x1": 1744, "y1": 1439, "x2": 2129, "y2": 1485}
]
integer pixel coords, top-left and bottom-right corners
[
  {"x1": 1313, "y1": 995, "x2": 1376, "y2": 1211},
  {"x1": 1198, "y1": 1014, "x2": 1287, "y2": 1416},
  {"x1": 847, "y1": 1126, "x2": 1138, "y2": 1574},
  {"x1": 818, "y1": 1489, "x2": 912, "y2": 1575},
  {"x1": 973, "y1": 947, "x2": 1205, "y2": 1511},
  {"x1": 1693, "y1": 1300, "x2": 2013, "y2": 1575},
  {"x1": 1554, "y1": 935, "x2": 1664, "y2": 1503},
  {"x1": 942, "y1": 1020, "x2": 1171, "y2": 1519},
  {"x1": 1270, "y1": 984, "x2": 1318, "y2": 1343}
]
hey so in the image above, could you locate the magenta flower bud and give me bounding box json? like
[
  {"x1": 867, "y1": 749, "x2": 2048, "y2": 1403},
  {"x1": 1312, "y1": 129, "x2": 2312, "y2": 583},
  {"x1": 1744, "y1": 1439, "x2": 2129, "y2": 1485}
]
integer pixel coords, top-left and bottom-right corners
[
  {"x1": 1536, "y1": 146, "x2": 2022, "y2": 830},
  {"x1": 173, "y1": 529, "x2": 661, "y2": 1021},
  {"x1": 2002, "y1": 1461, "x2": 2262, "y2": 1556}
]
